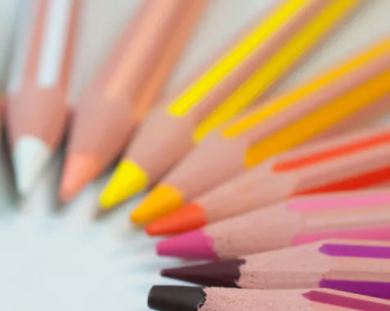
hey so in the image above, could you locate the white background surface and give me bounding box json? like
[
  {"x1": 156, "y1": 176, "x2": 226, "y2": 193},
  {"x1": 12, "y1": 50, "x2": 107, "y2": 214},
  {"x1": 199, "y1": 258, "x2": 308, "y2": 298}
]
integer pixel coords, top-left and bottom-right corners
[{"x1": 0, "y1": 0, "x2": 390, "y2": 310}]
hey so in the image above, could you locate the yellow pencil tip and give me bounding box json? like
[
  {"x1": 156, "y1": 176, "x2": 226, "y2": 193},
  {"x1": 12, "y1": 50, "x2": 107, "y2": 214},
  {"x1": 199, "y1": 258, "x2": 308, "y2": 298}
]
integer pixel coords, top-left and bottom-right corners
[
  {"x1": 130, "y1": 184, "x2": 183, "y2": 224},
  {"x1": 99, "y1": 161, "x2": 148, "y2": 209}
]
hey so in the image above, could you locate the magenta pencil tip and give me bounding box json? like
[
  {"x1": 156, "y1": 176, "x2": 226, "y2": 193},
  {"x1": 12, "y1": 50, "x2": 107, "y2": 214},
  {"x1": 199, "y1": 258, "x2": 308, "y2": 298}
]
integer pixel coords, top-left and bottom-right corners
[{"x1": 156, "y1": 229, "x2": 218, "y2": 260}]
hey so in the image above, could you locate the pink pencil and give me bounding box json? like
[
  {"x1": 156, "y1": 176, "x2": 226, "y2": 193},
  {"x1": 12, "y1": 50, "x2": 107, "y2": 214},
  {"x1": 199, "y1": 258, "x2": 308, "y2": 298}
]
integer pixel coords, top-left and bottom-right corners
[{"x1": 157, "y1": 190, "x2": 390, "y2": 260}]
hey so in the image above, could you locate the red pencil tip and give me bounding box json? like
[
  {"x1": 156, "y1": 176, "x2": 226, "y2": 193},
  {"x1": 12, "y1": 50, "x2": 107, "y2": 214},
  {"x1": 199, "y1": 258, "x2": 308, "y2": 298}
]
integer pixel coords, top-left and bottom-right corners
[{"x1": 146, "y1": 203, "x2": 207, "y2": 236}]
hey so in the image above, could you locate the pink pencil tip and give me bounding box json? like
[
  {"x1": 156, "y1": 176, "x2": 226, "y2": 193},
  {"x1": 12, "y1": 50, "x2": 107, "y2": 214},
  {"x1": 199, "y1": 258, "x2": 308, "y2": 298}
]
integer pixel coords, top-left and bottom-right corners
[
  {"x1": 59, "y1": 153, "x2": 102, "y2": 202},
  {"x1": 156, "y1": 229, "x2": 218, "y2": 260}
]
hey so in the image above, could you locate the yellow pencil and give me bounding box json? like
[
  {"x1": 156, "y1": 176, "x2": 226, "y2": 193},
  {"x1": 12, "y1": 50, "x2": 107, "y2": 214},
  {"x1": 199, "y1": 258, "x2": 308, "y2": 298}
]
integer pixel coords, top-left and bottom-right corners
[
  {"x1": 132, "y1": 33, "x2": 390, "y2": 225},
  {"x1": 100, "y1": 0, "x2": 361, "y2": 210}
]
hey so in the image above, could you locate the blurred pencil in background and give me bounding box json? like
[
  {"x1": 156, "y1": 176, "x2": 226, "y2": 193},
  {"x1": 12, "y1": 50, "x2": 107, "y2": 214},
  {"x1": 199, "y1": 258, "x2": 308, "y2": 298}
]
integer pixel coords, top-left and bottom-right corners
[
  {"x1": 147, "y1": 124, "x2": 390, "y2": 236},
  {"x1": 162, "y1": 239, "x2": 390, "y2": 299},
  {"x1": 157, "y1": 190, "x2": 390, "y2": 260},
  {"x1": 5, "y1": 0, "x2": 80, "y2": 195},
  {"x1": 0, "y1": 0, "x2": 19, "y2": 130},
  {"x1": 148, "y1": 286, "x2": 390, "y2": 311},
  {"x1": 135, "y1": 32, "x2": 390, "y2": 225},
  {"x1": 60, "y1": 0, "x2": 208, "y2": 202},
  {"x1": 100, "y1": 0, "x2": 361, "y2": 210}
]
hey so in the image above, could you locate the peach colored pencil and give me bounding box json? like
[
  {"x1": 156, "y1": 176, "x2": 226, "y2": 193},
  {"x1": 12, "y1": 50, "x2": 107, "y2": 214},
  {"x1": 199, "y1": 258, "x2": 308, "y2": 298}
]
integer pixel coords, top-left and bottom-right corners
[
  {"x1": 148, "y1": 286, "x2": 390, "y2": 311},
  {"x1": 147, "y1": 125, "x2": 390, "y2": 236},
  {"x1": 5, "y1": 0, "x2": 80, "y2": 195},
  {"x1": 133, "y1": 34, "x2": 390, "y2": 225},
  {"x1": 99, "y1": 0, "x2": 361, "y2": 210},
  {"x1": 60, "y1": 0, "x2": 208, "y2": 202},
  {"x1": 157, "y1": 190, "x2": 390, "y2": 260},
  {"x1": 163, "y1": 239, "x2": 390, "y2": 299}
]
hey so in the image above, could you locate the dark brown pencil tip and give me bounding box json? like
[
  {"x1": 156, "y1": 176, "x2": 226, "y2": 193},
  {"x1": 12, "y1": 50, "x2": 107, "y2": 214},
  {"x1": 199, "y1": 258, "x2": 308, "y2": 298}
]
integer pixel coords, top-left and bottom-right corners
[
  {"x1": 161, "y1": 259, "x2": 245, "y2": 287},
  {"x1": 148, "y1": 286, "x2": 206, "y2": 311}
]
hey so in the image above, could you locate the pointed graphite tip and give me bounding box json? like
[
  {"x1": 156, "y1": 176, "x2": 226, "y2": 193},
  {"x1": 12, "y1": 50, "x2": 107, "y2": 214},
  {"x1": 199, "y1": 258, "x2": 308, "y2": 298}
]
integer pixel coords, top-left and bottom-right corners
[
  {"x1": 12, "y1": 136, "x2": 52, "y2": 195},
  {"x1": 131, "y1": 184, "x2": 183, "y2": 224},
  {"x1": 156, "y1": 229, "x2": 218, "y2": 260},
  {"x1": 99, "y1": 160, "x2": 148, "y2": 209},
  {"x1": 148, "y1": 286, "x2": 206, "y2": 311},
  {"x1": 146, "y1": 202, "x2": 207, "y2": 236},
  {"x1": 59, "y1": 153, "x2": 102, "y2": 203},
  {"x1": 162, "y1": 259, "x2": 244, "y2": 287}
]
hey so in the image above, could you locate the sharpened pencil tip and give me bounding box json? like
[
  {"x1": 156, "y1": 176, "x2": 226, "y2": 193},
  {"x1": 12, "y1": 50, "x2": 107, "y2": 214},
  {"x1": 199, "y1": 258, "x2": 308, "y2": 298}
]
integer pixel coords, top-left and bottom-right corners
[
  {"x1": 162, "y1": 259, "x2": 244, "y2": 287},
  {"x1": 99, "y1": 160, "x2": 148, "y2": 209},
  {"x1": 156, "y1": 229, "x2": 218, "y2": 260},
  {"x1": 146, "y1": 203, "x2": 207, "y2": 236},
  {"x1": 59, "y1": 153, "x2": 102, "y2": 202},
  {"x1": 130, "y1": 184, "x2": 183, "y2": 224},
  {"x1": 12, "y1": 136, "x2": 51, "y2": 195},
  {"x1": 148, "y1": 286, "x2": 206, "y2": 311}
]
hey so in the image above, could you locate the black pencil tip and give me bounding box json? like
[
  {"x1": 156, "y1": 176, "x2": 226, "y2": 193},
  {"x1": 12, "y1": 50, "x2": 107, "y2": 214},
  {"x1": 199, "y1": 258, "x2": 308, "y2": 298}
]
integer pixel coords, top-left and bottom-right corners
[
  {"x1": 148, "y1": 286, "x2": 206, "y2": 311},
  {"x1": 161, "y1": 259, "x2": 244, "y2": 287}
]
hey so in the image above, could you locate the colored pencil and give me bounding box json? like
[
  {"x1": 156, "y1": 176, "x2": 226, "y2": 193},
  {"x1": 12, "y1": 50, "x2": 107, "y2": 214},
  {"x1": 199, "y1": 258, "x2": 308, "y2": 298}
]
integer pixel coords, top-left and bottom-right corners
[
  {"x1": 147, "y1": 125, "x2": 390, "y2": 236},
  {"x1": 99, "y1": 0, "x2": 360, "y2": 210},
  {"x1": 5, "y1": 0, "x2": 80, "y2": 195},
  {"x1": 156, "y1": 190, "x2": 390, "y2": 260},
  {"x1": 162, "y1": 239, "x2": 390, "y2": 299},
  {"x1": 148, "y1": 286, "x2": 390, "y2": 311},
  {"x1": 133, "y1": 32, "x2": 390, "y2": 225},
  {"x1": 0, "y1": 0, "x2": 18, "y2": 91},
  {"x1": 59, "y1": 0, "x2": 207, "y2": 202},
  {"x1": 0, "y1": 0, "x2": 18, "y2": 135}
]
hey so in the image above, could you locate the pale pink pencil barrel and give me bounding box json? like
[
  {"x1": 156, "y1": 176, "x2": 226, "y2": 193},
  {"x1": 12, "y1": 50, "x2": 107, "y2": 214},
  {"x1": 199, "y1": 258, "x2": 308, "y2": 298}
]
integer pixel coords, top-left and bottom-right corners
[
  {"x1": 238, "y1": 239, "x2": 390, "y2": 289},
  {"x1": 200, "y1": 288, "x2": 382, "y2": 311},
  {"x1": 61, "y1": 0, "x2": 201, "y2": 201},
  {"x1": 201, "y1": 288, "x2": 314, "y2": 311},
  {"x1": 132, "y1": 0, "x2": 209, "y2": 125},
  {"x1": 6, "y1": 0, "x2": 79, "y2": 149},
  {"x1": 205, "y1": 191, "x2": 390, "y2": 258}
]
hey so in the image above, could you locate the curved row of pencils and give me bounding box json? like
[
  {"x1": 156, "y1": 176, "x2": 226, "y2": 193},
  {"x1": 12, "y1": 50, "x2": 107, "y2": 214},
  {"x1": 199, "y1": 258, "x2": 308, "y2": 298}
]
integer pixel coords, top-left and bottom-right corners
[{"x1": 1, "y1": 0, "x2": 390, "y2": 310}]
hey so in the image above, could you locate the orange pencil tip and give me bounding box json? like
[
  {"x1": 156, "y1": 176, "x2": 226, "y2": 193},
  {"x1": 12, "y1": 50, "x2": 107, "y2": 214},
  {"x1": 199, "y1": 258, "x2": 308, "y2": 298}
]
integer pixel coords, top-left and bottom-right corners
[
  {"x1": 145, "y1": 202, "x2": 207, "y2": 236},
  {"x1": 59, "y1": 153, "x2": 102, "y2": 202},
  {"x1": 130, "y1": 184, "x2": 183, "y2": 224}
]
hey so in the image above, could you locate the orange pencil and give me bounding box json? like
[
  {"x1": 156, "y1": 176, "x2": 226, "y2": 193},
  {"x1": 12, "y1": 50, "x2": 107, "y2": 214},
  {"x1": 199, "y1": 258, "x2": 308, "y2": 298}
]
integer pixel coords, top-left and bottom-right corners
[
  {"x1": 156, "y1": 190, "x2": 390, "y2": 260},
  {"x1": 147, "y1": 125, "x2": 390, "y2": 236},
  {"x1": 60, "y1": 0, "x2": 208, "y2": 202},
  {"x1": 5, "y1": 0, "x2": 80, "y2": 195},
  {"x1": 99, "y1": 0, "x2": 361, "y2": 209},
  {"x1": 133, "y1": 34, "x2": 390, "y2": 224}
]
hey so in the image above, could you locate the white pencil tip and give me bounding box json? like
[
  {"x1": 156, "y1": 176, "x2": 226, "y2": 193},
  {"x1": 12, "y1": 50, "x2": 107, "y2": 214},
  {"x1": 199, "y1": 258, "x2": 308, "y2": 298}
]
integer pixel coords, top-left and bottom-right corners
[{"x1": 12, "y1": 136, "x2": 52, "y2": 195}]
